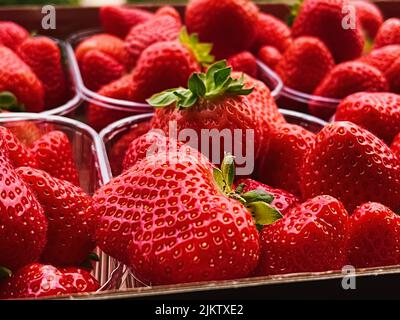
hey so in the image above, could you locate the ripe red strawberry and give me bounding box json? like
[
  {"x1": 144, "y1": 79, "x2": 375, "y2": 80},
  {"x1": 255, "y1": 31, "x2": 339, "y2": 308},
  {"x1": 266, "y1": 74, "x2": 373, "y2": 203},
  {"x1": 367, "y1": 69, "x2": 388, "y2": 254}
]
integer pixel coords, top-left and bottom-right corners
[
  {"x1": 109, "y1": 120, "x2": 151, "y2": 175},
  {"x1": 301, "y1": 121, "x2": 400, "y2": 212},
  {"x1": 257, "y1": 46, "x2": 282, "y2": 71},
  {"x1": 257, "y1": 123, "x2": 315, "y2": 197},
  {"x1": 0, "y1": 21, "x2": 29, "y2": 51},
  {"x1": 122, "y1": 130, "x2": 210, "y2": 173},
  {"x1": 94, "y1": 151, "x2": 266, "y2": 284},
  {"x1": 352, "y1": 0, "x2": 383, "y2": 39},
  {"x1": 100, "y1": 5, "x2": 153, "y2": 39},
  {"x1": 335, "y1": 92, "x2": 400, "y2": 145},
  {"x1": 124, "y1": 13, "x2": 181, "y2": 67},
  {"x1": 257, "y1": 195, "x2": 349, "y2": 276},
  {"x1": 155, "y1": 5, "x2": 182, "y2": 22},
  {"x1": 0, "y1": 146, "x2": 47, "y2": 271},
  {"x1": 30, "y1": 130, "x2": 80, "y2": 186},
  {"x1": 235, "y1": 72, "x2": 286, "y2": 129},
  {"x1": 186, "y1": 0, "x2": 259, "y2": 59},
  {"x1": 391, "y1": 132, "x2": 400, "y2": 159},
  {"x1": 75, "y1": 34, "x2": 131, "y2": 70},
  {"x1": 359, "y1": 44, "x2": 400, "y2": 74},
  {"x1": 80, "y1": 50, "x2": 124, "y2": 91},
  {"x1": 17, "y1": 167, "x2": 95, "y2": 266},
  {"x1": 374, "y1": 18, "x2": 400, "y2": 49},
  {"x1": 0, "y1": 46, "x2": 44, "y2": 112},
  {"x1": 252, "y1": 13, "x2": 292, "y2": 54},
  {"x1": 228, "y1": 51, "x2": 257, "y2": 78},
  {"x1": 237, "y1": 178, "x2": 299, "y2": 215},
  {"x1": 129, "y1": 28, "x2": 207, "y2": 102},
  {"x1": 311, "y1": 61, "x2": 389, "y2": 118},
  {"x1": 86, "y1": 75, "x2": 136, "y2": 131},
  {"x1": 0, "y1": 263, "x2": 99, "y2": 299},
  {"x1": 149, "y1": 61, "x2": 270, "y2": 173},
  {"x1": 17, "y1": 37, "x2": 67, "y2": 109},
  {"x1": 276, "y1": 36, "x2": 335, "y2": 93},
  {"x1": 0, "y1": 126, "x2": 37, "y2": 168},
  {"x1": 292, "y1": 0, "x2": 364, "y2": 62},
  {"x1": 386, "y1": 57, "x2": 400, "y2": 94},
  {"x1": 348, "y1": 202, "x2": 400, "y2": 268}
]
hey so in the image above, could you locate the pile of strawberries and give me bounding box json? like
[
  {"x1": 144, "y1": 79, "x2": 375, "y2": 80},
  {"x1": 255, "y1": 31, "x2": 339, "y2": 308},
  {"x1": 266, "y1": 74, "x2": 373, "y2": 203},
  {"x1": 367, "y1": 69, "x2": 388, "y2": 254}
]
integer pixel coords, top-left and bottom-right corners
[
  {"x1": 1, "y1": 0, "x2": 400, "y2": 299},
  {"x1": 0, "y1": 124, "x2": 99, "y2": 298},
  {"x1": 0, "y1": 22, "x2": 69, "y2": 112}
]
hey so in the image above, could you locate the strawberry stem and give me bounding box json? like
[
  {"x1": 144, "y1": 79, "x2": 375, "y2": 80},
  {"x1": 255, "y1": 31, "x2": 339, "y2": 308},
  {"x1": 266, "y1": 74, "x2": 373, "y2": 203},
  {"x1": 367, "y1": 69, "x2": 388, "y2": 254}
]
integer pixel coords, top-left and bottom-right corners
[
  {"x1": 0, "y1": 266, "x2": 12, "y2": 279},
  {"x1": 147, "y1": 60, "x2": 254, "y2": 110},
  {"x1": 0, "y1": 91, "x2": 25, "y2": 112}
]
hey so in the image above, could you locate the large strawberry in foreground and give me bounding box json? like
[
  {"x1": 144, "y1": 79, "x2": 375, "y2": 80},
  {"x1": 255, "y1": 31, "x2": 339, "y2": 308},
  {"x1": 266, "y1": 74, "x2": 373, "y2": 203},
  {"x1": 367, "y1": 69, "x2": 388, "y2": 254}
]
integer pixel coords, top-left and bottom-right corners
[
  {"x1": 0, "y1": 144, "x2": 47, "y2": 271},
  {"x1": 348, "y1": 202, "x2": 400, "y2": 269},
  {"x1": 301, "y1": 121, "x2": 400, "y2": 212},
  {"x1": 257, "y1": 195, "x2": 349, "y2": 276},
  {"x1": 94, "y1": 152, "x2": 282, "y2": 285},
  {"x1": 0, "y1": 263, "x2": 99, "y2": 299}
]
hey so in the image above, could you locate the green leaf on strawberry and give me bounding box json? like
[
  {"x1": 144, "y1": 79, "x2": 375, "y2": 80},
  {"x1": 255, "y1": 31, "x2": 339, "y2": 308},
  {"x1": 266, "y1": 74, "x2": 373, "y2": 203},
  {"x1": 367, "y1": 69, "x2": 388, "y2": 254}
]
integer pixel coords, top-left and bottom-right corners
[
  {"x1": 179, "y1": 27, "x2": 214, "y2": 66},
  {"x1": 0, "y1": 91, "x2": 25, "y2": 112},
  {"x1": 0, "y1": 266, "x2": 12, "y2": 279},
  {"x1": 213, "y1": 154, "x2": 283, "y2": 229},
  {"x1": 147, "y1": 60, "x2": 253, "y2": 109}
]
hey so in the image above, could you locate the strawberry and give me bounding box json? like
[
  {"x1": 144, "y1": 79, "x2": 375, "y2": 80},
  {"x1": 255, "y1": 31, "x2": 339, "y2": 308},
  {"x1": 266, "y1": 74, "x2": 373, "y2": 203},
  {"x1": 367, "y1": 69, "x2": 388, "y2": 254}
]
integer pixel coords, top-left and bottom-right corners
[
  {"x1": 257, "y1": 46, "x2": 282, "y2": 71},
  {"x1": 149, "y1": 61, "x2": 270, "y2": 173},
  {"x1": 122, "y1": 130, "x2": 209, "y2": 173},
  {"x1": 386, "y1": 57, "x2": 400, "y2": 94},
  {"x1": 86, "y1": 75, "x2": 136, "y2": 131},
  {"x1": 359, "y1": 44, "x2": 400, "y2": 74},
  {"x1": 252, "y1": 13, "x2": 292, "y2": 54},
  {"x1": 0, "y1": 145, "x2": 47, "y2": 271},
  {"x1": 227, "y1": 51, "x2": 257, "y2": 78},
  {"x1": 0, "y1": 46, "x2": 44, "y2": 112},
  {"x1": 30, "y1": 130, "x2": 80, "y2": 186},
  {"x1": 348, "y1": 202, "x2": 400, "y2": 268},
  {"x1": 129, "y1": 28, "x2": 207, "y2": 102},
  {"x1": 311, "y1": 61, "x2": 389, "y2": 118},
  {"x1": 80, "y1": 50, "x2": 124, "y2": 91},
  {"x1": 0, "y1": 263, "x2": 99, "y2": 299},
  {"x1": 124, "y1": 13, "x2": 182, "y2": 67},
  {"x1": 292, "y1": 0, "x2": 364, "y2": 63},
  {"x1": 352, "y1": 0, "x2": 383, "y2": 39},
  {"x1": 257, "y1": 123, "x2": 315, "y2": 197},
  {"x1": 257, "y1": 195, "x2": 349, "y2": 276},
  {"x1": 17, "y1": 37, "x2": 67, "y2": 109},
  {"x1": 109, "y1": 120, "x2": 151, "y2": 175},
  {"x1": 94, "y1": 151, "x2": 284, "y2": 284},
  {"x1": 391, "y1": 132, "x2": 400, "y2": 159},
  {"x1": 237, "y1": 178, "x2": 299, "y2": 215},
  {"x1": 239, "y1": 72, "x2": 286, "y2": 127},
  {"x1": 335, "y1": 92, "x2": 400, "y2": 145},
  {"x1": 300, "y1": 121, "x2": 400, "y2": 212},
  {"x1": 75, "y1": 34, "x2": 131, "y2": 70},
  {"x1": 155, "y1": 5, "x2": 182, "y2": 22},
  {"x1": 186, "y1": 0, "x2": 259, "y2": 59},
  {"x1": 100, "y1": 5, "x2": 153, "y2": 39},
  {"x1": 16, "y1": 167, "x2": 95, "y2": 267},
  {"x1": 374, "y1": 18, "x2": 400, "y2": 49},
  {"x1": 0, "y1": 21, "x2": 29, "y2": 51},
  {"x1": 276, "y1": 36, "x2": 335, "y2": 94},
  {"x1": 0, "y1": 126, "x2": 37, "y2": 168}
]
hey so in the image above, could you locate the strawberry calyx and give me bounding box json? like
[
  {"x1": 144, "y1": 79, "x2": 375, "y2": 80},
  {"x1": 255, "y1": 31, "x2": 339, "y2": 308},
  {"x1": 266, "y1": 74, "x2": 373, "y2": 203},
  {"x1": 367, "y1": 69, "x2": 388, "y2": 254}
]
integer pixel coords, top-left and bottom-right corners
[
  {"x1": 213, "y1": 155, "x2": 283, "y2": 230},
  {"x1": 287, "y1": 0, "x2": 304, "y2": 26},
  {"x1": 81, "y1": 252, "x2": 100, "y2": 270},
  {"x1": 0, "y1": 91, "x2": 25, "y2": 112},
  {"x1": 179, "y1": 27, "x2": 215, "y2": 66},
  {"x1": 147, "y1": 60, "x2": 253, "y2": 109},
  {"x1": 0, "y1": 266, "x2": 12, "y2": 279}
]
